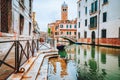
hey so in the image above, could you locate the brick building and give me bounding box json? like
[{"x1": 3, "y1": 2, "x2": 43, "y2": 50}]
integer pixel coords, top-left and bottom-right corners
[{"x1": 48, "y1": 2, "x2": 77, "y2": 41}]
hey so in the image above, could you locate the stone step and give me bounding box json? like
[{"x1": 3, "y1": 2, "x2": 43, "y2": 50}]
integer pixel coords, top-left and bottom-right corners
[{"x1": 7, "y1": 49, "x2": 58, "y2": 80}]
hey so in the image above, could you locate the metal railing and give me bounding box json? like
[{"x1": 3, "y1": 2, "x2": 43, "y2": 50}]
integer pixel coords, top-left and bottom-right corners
[{"x1": 0, "y1": 39, "x2": 39, "y2": 78}]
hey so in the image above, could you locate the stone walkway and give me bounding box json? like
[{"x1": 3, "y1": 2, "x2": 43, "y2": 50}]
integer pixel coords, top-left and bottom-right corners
[{"x1": 7, "y1": 48, "x2": 58, "y2": 80}]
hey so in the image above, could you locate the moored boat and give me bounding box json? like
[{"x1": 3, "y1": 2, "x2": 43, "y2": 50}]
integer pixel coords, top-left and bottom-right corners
[{"x1": 57, "y1": 44, "x2": 65, "y2": 50}]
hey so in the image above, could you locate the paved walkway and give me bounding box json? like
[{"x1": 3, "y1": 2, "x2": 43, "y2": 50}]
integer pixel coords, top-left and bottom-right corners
[{"x1": 7, "y1": 47, "x2": 58, "y2": 80}]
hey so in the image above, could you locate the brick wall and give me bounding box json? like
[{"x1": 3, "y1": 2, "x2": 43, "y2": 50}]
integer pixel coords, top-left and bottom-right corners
[{"x1": 78, "y1": 38, "x2": 120, "y2": 47}]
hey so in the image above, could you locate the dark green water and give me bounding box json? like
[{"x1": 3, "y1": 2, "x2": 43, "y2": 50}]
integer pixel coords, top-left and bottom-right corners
[{"x1": 48, "y1": 44, "x2": 120, "y2": 80}]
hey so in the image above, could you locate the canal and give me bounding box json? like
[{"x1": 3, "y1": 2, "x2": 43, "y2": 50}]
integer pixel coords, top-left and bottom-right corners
[{"x1": 48, "y1": 44, "x2": 120, "y2": 80}]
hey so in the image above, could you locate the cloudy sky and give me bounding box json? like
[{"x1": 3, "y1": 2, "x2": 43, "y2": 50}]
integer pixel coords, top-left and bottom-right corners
[{"x1": 33, "y1": 0, "x2": 77, "y2": 32}]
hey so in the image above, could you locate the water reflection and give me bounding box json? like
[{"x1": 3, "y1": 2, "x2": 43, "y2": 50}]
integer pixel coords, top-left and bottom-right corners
[
  {"x1": 101, "y1": 52, "x2": 106, "y2": 64},
  {"x1": 48, "y1": 57, "x2": 77, "y2": 80},
  {"x1": 118, "y1": 55, "x2": 120, "y2": 67},
  {"x1": 91, "y1": 46, "x2": 95, "y2": 59},
  {"x1": 58, "y1": 50, "x2": 67, "y2": 58},
  {"x1": 75, "y1": 45, "x2": 120, "y2": 80},
  {"x1": 48, "y1": 44, "x2": 120, "y2": 80}
]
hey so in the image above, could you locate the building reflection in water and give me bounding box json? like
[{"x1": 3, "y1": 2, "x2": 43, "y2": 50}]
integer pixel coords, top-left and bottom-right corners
[
  {"x1": 77, "y1": 45, "x2": 120, "y2": 80},
  {"x1": 101, "y1": 51, "x2": 106, "y2": 64},
  {"x1": 48, "y1": 44, "x2": 120, "y2": 80},
  {"x1": 91, "y1": 46, "x2": 95, "y2": 59},
  {"x1": 48, "y1": 57, "x2": 68, "y2": 78},
  {"x1": 118, "y1": 55, "x2": 120, "y2": 67}
]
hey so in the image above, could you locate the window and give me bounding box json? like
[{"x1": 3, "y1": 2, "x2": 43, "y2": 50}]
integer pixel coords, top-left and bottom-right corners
[
  {"x1": 19, "y1": 15, "x2": 24, "y2": 35},
  {"x1": 119, "y1": 27, "x2": 120, "y2": 38},
  {"x1": 74, "y1": 32, "x2": 76, "y2": 35},
  {"x1": 74, "y1": 24, "x2": 77, "y2": 28},
  {"x1": 29, "y1": 0, "x2": 32, "y2": 14},
  {"x1": 78, "y1": 32, "x2": 80, "y2": 38},
  {"x1": 69, "y1": 32, "x2": 71, "y2": 35},
  {"x1": 1, "y1": 0, "x2": 8, "y2": 32},
  {"x1": 78, "y1": 22, "x2": 80, "y2": 28},
  {"x1": 95, "y1": 1, "x2": 97, "y2": 11},
  {"x1": 55, "y1": 26, "x2": 58, "y2": 30},
  {"x1": 60, "y1": 25, "x2": 63, "y2": 28},
  {"x1": 70, "y1": 25, "x2": 72, "y2": 28},
  {"x1": 29, "y1": 23, "x2": 31, "y2": 35},
  {"x1": 55, "y1": 32, "x2": 57, "y2": 35},
  {"x1": 84, "y1": 31, "x2": 87, "y2": 38},
  {"x1": 90, "y1": 16, "x2": 97, "y2": 28},
  {"x1": 63, "y1": 9, "x2": 67, "y2": 11},
  {"x1": 67, "y1": 32, "x2": 69, "y2": 35},
  {"x1": 85, "y1": 7, "x2": 87, "y2": 14},
  {"x1": 61, "y1": 32, "x2": 63, "y2": 34},
  {"x1": 91, "y1": 1, "x2": 97, "y2": 13},
  {"x1": 103, "y1": 0, "x2": 108, "y2": 4},
  {"x1": 102, "y1": 29, "x2": 106, "y2": 38},
  {"x1": 85, "y1": 19, "x2": 87, "y2": 26},
  {"x1": 103, "y1": 12, "x2": 107, "y2": 22},
  {"x1": 79, "y1": 11, "x2": 80, "y2": 18},
  {"x1": 66, "y1": 25, "x2": 68, "y2": 28}
]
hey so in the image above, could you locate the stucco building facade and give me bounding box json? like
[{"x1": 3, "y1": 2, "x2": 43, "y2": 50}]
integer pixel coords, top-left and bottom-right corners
[
  {"x1": 0, "y1": 0, "x2": 34, "y2": 39},
  {"x1": 77, "y1": 0, "x2": 120, "y2": 47}
]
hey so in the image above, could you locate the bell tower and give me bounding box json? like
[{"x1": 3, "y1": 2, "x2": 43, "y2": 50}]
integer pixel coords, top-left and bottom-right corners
[{"x1": 61, "y1": 2, "x2": 68, "y2": 20}]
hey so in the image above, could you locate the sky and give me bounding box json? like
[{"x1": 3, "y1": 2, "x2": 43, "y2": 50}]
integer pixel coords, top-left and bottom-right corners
[{"x1": 33, "y1": 0, "x2": 77, "y2": 32}]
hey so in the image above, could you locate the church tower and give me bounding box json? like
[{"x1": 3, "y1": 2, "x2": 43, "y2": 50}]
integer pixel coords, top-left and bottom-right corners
[{"x1": 61, "y1": 2, "x2": 68, "y2": 20}]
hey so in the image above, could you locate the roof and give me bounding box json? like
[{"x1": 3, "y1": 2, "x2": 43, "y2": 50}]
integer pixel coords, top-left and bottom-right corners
[{"x1": 62, "y1": 1, "x2": 68, "y2": 7}]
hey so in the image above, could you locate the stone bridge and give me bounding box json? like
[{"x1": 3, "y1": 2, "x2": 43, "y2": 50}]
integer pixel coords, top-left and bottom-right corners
[{"x1": 60, "y1": 36, "x2": 77, "y2": 43}]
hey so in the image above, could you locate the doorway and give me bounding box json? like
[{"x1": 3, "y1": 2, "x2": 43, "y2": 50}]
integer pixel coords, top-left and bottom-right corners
[{"x1": 91, "y1": 31, "x2": 95, "y2": 44}]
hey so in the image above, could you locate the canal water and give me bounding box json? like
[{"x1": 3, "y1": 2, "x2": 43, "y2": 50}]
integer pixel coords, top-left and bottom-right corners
[{"x1": 48, "y1": 44, "x2": 120, "y2": 80}]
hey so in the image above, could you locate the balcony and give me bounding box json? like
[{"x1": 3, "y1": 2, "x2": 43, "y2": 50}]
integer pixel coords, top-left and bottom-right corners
[
  {"x1": 88, "y1": 24, "x2": 97, "y2": 30},
  {"x1": 89, "y1": 10, "x2": 98, "y2": 15}
]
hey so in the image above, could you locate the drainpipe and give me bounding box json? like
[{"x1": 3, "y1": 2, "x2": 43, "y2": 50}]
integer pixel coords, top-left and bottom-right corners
[
  {"x1": 97, "y1": 0, "x2": 101, "y2": 72},
  {"x1": 98, "y1": 0, "x2": 100, "y2": 46}
]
